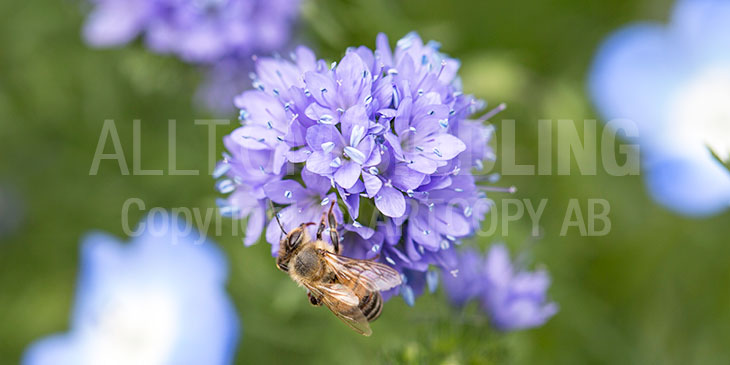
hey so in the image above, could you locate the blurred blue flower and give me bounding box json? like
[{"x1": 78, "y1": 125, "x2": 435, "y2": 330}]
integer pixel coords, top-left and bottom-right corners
[
  {"x1": 589, "y1": 0, "x2": 730, "y2": 216},
  {"x1": 216, "y1": 33, "x2": 500, "y2": 304},
  {"x1": 23, "y1": 212, "x2": 240, "y2": 365},
  {"x1": 83, "y1": 0, "x2": 300, "y2": 64},
  {"x1": 196, "y1": 58, "x2": 256, "y2": 114},
  {"x1": 440, "y1": 248, "x2": 485, "y2": 307},
  {"x1": 443, "y1": 244, "x2": 558, "y2": 331},
  {"x1": 481, "y1": 244, "x2": 557, "y2": 331}
]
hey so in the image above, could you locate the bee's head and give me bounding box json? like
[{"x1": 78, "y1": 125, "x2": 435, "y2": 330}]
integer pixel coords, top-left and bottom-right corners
[
  {"x1": 276, "y1": 223, "x2": 314, "y2": 272},
  {"x1": 282, "y1": 226, "x2": 303, "y2": 251}
]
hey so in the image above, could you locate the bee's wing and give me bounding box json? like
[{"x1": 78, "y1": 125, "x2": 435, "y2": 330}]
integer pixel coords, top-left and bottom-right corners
[
  {"x1": 321, "y1": 250, "x2": 403, "y2": 292},
  {"x1": 304, "y1": 281, "x2": 372, "y2": 336}
]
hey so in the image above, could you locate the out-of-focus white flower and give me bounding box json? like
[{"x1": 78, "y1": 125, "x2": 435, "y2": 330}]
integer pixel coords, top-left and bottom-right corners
[
  {"x1": 590, "y1": 0, "x2": 730, "y2": 216},
  {"x1": 23, "y1": 212, "x2": 240, "y2": 365},
  {"x1": 670, "y1": 67, "x2": 730, "y2": 162}
]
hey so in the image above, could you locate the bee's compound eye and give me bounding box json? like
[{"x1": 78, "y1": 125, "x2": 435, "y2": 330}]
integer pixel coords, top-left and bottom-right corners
[{"x1": 287, "y1": 230, "x2": 303, "y2": 249}]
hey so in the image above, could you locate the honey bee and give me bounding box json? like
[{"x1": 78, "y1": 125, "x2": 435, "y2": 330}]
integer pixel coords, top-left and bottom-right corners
[{"x1": 272, "y1": 201, "x2": 402, "y2": 336}]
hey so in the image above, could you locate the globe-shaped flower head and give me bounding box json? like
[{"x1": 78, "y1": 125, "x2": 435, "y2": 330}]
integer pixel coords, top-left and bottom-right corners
[{"x1": 215, "y1": 32, "x2": 501, "y2": 304}]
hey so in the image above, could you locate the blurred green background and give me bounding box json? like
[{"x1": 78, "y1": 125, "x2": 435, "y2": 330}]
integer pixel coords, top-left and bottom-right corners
[{"x1": 2, "y1": 0, "x2": 730, "y2": 363}]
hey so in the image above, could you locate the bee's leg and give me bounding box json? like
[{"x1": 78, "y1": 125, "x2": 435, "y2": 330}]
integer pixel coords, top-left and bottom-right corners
[
  {"x1": 307, "y1": 291, "x2": 322, "y2": 306},
  {"x1": 316, "y1": 211, "x2": 327, "y2": 240},
  {"x1": 326, "y1": 202, "x2": 341, "y2": 254}
]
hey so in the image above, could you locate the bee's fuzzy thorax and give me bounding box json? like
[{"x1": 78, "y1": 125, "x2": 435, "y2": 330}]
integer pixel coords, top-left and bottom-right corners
[{"x1": 283, "y1": 239, "x2": 332, "y2": 286}]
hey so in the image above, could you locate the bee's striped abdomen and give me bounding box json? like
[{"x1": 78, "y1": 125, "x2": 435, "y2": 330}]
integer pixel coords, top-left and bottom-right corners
[{"x1": 360, "y1": 292, "x2": 383, "y2": 322}]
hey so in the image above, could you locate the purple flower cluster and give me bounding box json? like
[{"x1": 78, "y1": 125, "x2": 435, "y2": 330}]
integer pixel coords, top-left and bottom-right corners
[
  {"x1": 215, "y1": 32, "x2": 498, "y2": 304},
  {"x1": 442, "y1": 244, "x2": 558, "y2": 331},
  {"x1": 83, "y1": 0, "x2": 299, "y2": 63}
]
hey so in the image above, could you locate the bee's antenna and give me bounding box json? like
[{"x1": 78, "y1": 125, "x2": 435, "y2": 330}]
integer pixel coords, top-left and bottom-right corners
[{"x1": 268, "y1": 199, "x2": 287, "y2": 235}]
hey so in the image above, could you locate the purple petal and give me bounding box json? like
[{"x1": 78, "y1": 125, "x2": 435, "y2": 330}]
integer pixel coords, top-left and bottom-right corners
[
  {"x1": 375, "y1": 186, "x2": 406, "y2": 218},
  {"x1": 411, "y1": 235, "x2": 432, "y2": 263},
  {"x1": 406, "y1": 154, "x2": 440, "y2": 174},
  {"x1": 433, "y1": 206, "x2": 471, "y2": 237},
  {"x1": 255, "y1": 58, "x2": 305, "y2": 94},
  {"x1": 512, "y1": 270, "x2": 552, "y2": 297},
  {"x1": 408, "y1": 212, "x2": 441, "y2": 250},
  {"x1": 344, "y1": 190, "x2": 361, "y2": 219},
  {"x1": 341, "y1": 105, "x2": 369, "y2": 145},
  {"x1": 394, "y1": 97, "x2": 413, "y2": 134},
  {"x1": 335, "y1": 52, "x2": 372, "y2": 106},
  {"x1": 263, "y1": 180, "x2": 307, "y2": 204},
  {"x1": 230, "y1": 125, "x2": 278, "y2": 150},
  {"x1": 485, "y1": 244, "x2": 514, "y2": 288},
  {"x1": 272, "y1": 143, "x2": 289, "y2": 174},
  {"x1": 302, "y1": 168, "x2": 333, "y2": 195},
  {"x1": 233, "y1": 90, "x2": 286, "y2": 130},
  {"x1": 413, "y1": 93, "x2": 444, "y2": 110},
  {"x1": 244, "y1": 201, "x2": 266, "y2": 246},
  {"x1": 286, "y1": 148, "x2": 312, "y2": 163},
  {"x1": 391, "y1": 163, "x2": 426, "y2": 190},
  {"x1": 347, "y1": 179, "x2": 365, "y2": 194},
  {"x1": 334, "y1": 161, "x2": 361, "y2": 189},
  {"x1": 295, "y1": 46, "x2": 318, "y2": 72},
  {"x1": 363, "y1": 141, "x2": 382, "y2": 167},
  {"x1": 376, "y1": 33, "x2": 393, "y2": 67},
  {"x1": 285, "y1": 117, "x2": 310, "y2": 147},
  {"x1": 306, "y1": 124, "x2": 344, "y2": 150},
  {"x1": 305, "y1": 103, "x2": 338, "y2": 125},
  {"x1": 422, "y1": 134, "x2": 466, "y2": 161},
  {"x1": 419, "y1": 175, "x2": 452, "y2": 192},
  {"x1": 384, "y1": 132, "x2": 405, "y2": 160},
  {"x1": 175, "y1": 24, "x2": 228, "y2": 63},
  {"x1": 304, "y1": 71, "x2": 336, "y2": 107},
  {"x1": 362, "y1": 172, "x2": 383, "y2": 197},
  {"x1": 83, "y1": 1, "x2": 149, "y2": 47},
  {"x1": 380, "y1": 219, "x2": 402, "y2": 245},
  {"x1": 355, "y1": 45, "x2": 376, "y2": 73},
  {"x1": 336, "y1": 184, "x2": 360, "y2": 219},
  {"x1": 342, "y1": 230, "x2": 383, "y2": 260},
  {"x1": 442, "y1": 249, "x2": 486, "y2": 306},
  {"x1": 306, "y1": 151, "x2": 336, "y2": 175},
  {"x1": 345, "y1": 222, "x2": 375, "y2": 239},
  {"x1": 439, "y1": 59, "x2": 460, "y2": 84},
  {"x1": 372, "y1": 78, "x2": 394, "y2": 111}
]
